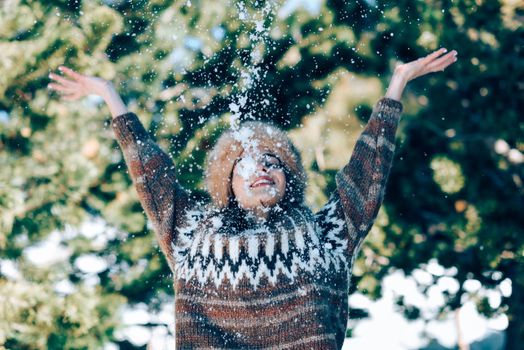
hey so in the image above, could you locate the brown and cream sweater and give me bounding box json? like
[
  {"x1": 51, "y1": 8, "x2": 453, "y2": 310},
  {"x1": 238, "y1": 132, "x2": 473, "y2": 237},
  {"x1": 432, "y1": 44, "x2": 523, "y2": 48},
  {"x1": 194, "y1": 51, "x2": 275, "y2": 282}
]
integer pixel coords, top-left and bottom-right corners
[{"x1": 111, "y1": 97, "x2": 403, "y2": 349}]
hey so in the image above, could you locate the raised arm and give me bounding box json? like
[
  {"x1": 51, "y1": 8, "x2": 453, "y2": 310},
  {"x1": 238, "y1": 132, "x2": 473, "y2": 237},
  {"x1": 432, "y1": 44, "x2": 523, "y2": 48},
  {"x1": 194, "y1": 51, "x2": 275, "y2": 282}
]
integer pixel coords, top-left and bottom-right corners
[
  {"x1": 110, "y1": 111, "x2": 190, "y2": 271},
  {"x1": 335, "y1": 96, "x2": 402, "y2": 240},
  {"x1": 315, "y1": 48, "x2": 458, "y2": 260},
  {"x1": 48, "y1": 66, "x2": 191, "y2": 271}
]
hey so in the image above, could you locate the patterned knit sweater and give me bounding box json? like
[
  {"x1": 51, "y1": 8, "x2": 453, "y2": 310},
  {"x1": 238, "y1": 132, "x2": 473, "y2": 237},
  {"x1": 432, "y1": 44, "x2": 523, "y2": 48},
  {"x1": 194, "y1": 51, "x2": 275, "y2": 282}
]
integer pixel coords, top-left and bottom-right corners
[{"x1": 111, "y1": 97, "x2": 403, "y2": 349}]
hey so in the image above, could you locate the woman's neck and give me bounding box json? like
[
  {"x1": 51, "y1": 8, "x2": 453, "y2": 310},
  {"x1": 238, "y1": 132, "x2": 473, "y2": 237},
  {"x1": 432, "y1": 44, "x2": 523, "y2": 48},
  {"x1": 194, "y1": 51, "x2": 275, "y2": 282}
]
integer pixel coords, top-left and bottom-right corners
[
  {"x1": 222, "y1": 201, "x2": 290, "y2": 230},
  {"x1": 247, "y1": 203, "x2": 288, "y2": 224},
  {"x1": 251, "y1": 206, "x2": 270, "y2": 220}
]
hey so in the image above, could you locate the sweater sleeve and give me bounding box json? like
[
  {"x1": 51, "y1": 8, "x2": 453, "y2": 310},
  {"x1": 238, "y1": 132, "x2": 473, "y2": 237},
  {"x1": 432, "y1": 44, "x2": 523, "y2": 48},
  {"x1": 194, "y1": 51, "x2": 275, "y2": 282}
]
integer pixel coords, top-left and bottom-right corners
[
  {"x1": 111, "y1": 112, "x2": 190, "y2": 272},
  {"x1": 315, "y1": 97, "x2": 403, "y2": 260}
]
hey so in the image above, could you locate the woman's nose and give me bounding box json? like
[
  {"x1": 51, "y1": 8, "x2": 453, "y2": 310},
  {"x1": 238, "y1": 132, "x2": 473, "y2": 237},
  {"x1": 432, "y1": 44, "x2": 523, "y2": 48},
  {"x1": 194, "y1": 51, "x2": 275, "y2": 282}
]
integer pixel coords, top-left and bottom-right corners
[
  {"x1": 253, "y1": 160, "x2": 271, "y2": 175},
  {"x1": 257, "y1": 162, "x2": 268, "y2": 172}
]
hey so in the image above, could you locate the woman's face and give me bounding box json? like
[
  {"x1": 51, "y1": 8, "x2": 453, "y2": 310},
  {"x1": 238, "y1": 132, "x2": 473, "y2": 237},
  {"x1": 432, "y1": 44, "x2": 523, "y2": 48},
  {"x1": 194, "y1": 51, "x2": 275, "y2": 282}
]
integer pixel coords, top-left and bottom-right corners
[{"x1": 231, "y1": 148, "x2": 286, "y2": 214}]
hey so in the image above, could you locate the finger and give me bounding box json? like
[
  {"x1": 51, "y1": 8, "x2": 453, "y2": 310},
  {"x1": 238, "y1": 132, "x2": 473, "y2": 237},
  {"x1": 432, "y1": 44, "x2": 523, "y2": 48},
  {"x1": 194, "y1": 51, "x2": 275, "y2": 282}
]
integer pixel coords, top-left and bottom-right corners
[
  {"x1": 58, "y1": 66, "x2": 84, "y2": 81},
  {"x1": 427, "y1": 51, "x2": 457, "y2": 72},
  {"x1": 422, "y1": 47, "x2": 449, "y2": 63},
  {"x1": 425, "y1": 51, "x2": 455, "y2": 70},
  {"x1": 47, "y1": 82, "x2": 75, "y2": 93},
  {"x1": 49, "y1": 73, "x2": 76, "y2": 87}
]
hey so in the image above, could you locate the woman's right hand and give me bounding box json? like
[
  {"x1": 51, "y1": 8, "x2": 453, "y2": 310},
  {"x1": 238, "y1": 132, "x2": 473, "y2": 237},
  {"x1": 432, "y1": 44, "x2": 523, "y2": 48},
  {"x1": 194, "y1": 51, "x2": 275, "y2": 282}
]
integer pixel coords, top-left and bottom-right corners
[
  {"x1": 48, "y1": 66, "x2": 129, "y2": 117},
  {"x1": 47, "y1": 66, "x2": 113, "y2": 101}
]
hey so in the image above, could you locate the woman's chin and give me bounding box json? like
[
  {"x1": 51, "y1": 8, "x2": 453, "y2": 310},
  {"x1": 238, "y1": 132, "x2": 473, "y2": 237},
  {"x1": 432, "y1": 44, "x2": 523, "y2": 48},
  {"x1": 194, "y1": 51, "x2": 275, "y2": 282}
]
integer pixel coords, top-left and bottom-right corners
[
  {"x1": 261, "y1": 196, "x2": 284, "y2": 207},
  {"x1": 248, "y1": 194, "x2": 280, "y2": 208}
]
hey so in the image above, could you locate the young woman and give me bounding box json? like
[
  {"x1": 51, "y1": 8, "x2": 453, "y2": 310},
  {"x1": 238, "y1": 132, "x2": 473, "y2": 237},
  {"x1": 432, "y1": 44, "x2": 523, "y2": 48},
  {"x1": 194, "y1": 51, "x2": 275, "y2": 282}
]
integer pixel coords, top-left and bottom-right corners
[{"x1": 49, "y1": 48, "x2": 457, "y2": 349}]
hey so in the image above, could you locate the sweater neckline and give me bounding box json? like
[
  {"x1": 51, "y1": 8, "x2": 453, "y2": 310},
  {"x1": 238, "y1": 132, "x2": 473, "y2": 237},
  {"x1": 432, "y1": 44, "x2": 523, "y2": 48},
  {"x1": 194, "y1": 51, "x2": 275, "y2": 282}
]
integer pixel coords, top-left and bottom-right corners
[{"x1": 205, "y1": 202, "x2": 311, "y2": 236}]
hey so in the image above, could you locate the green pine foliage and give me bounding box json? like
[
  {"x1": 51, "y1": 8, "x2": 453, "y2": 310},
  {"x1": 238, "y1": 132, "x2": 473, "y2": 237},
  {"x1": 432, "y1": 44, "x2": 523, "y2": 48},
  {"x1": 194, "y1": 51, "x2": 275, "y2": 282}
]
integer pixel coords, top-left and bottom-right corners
[{"x1": 1, "y1": 0, "x2": 522, "y2": 349}]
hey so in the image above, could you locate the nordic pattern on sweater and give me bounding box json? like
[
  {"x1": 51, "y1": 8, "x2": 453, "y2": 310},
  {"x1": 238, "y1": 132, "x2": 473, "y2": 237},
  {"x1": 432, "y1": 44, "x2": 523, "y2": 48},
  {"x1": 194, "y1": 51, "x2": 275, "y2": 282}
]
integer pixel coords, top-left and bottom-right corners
[
  {"x1": 172, "y1": 203, "x2": 348, "y2": 289},
  {"x1": 111, "y1": 97, "x2": 403, "y2": 349}
]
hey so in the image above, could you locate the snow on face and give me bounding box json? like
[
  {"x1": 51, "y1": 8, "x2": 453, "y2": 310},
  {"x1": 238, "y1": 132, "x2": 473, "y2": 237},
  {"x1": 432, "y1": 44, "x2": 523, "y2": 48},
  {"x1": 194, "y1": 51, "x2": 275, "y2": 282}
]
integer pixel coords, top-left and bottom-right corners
[
  {"x1": 234, "y1": 153, "x2": 258, "y2": 181},
  {"x1": 230, "y1": 131, "x2": 286, "y2": 212},
  {"x1": 231, "y1": 125, "x2": 280, "y2": 189}
]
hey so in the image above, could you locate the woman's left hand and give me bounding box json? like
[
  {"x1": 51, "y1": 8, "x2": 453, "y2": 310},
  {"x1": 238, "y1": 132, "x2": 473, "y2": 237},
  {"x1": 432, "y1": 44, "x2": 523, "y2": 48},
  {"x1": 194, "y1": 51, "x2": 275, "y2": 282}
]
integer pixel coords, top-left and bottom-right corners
[
  {"x1": 385, "y1": 48, "x2": 458, "y2": 101},
  {"x1": 395, "y1": 47, "x2": 458, "y2": 83}
]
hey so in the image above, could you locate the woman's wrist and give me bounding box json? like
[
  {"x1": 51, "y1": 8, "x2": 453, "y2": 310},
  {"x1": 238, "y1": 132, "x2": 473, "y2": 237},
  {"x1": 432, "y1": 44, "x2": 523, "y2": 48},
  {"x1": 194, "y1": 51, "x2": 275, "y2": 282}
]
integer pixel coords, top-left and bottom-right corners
[
  {"x1": 101, "y1": 83, "x2": 129, "y2": 118},
  {"x1": 385, "y1": 72, "x2": 408, "y2": 102}
]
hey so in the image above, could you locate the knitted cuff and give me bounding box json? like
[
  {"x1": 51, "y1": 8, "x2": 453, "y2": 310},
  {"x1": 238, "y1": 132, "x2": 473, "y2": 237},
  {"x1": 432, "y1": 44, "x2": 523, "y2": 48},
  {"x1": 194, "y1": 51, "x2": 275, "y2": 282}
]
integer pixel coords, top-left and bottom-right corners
[
  {"x1": 111, "y1": 112, "x2": 149, "y2": 148},
  {"x1": 374, "y1": 97, "x2": 403, "y2": 116}
]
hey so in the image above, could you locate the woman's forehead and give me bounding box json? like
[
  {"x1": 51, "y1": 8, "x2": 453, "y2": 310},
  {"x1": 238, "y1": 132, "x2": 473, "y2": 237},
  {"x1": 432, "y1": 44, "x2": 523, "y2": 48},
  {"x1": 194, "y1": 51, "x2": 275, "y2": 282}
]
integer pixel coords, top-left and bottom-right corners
[{"x1": 239, "y1": 146, "x2": 273, "y2": 157}]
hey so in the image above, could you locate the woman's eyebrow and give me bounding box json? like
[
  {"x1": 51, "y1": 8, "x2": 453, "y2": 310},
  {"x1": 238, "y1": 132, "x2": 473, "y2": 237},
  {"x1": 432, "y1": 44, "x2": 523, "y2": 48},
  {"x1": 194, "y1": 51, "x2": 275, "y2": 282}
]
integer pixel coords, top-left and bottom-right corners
[{"x1": 263, "y1": 153, "x2": 283, "y2": 165}]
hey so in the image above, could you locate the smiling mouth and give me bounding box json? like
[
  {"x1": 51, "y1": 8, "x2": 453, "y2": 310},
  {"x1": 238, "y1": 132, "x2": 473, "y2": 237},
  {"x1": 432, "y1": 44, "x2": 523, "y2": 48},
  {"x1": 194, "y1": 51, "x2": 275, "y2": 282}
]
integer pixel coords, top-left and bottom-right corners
[{"x1": 251, "y1": 177, "x2": 275, "y2": 188}]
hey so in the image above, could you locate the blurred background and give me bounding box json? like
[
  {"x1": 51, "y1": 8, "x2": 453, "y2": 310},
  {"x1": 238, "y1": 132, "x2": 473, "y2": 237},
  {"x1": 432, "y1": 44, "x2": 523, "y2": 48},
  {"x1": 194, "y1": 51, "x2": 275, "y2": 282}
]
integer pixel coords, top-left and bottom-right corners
[{"x1": 0, "y1": 0, "x2": 522, "y2": 349}]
